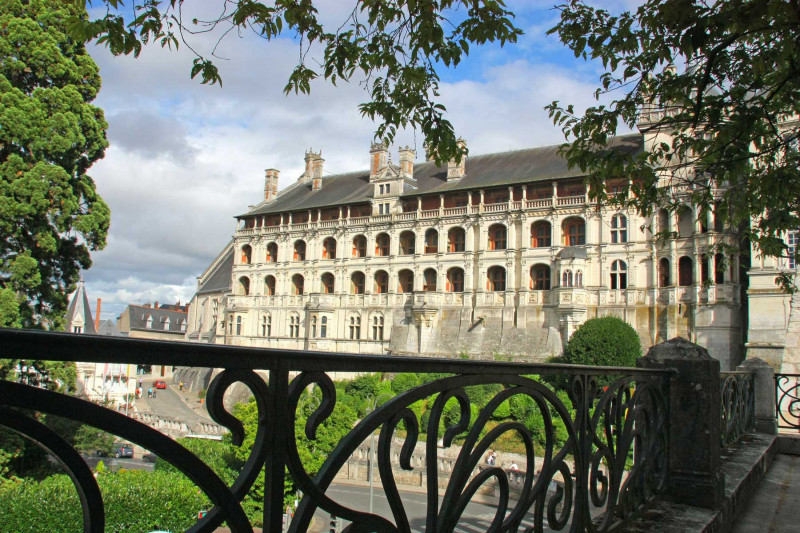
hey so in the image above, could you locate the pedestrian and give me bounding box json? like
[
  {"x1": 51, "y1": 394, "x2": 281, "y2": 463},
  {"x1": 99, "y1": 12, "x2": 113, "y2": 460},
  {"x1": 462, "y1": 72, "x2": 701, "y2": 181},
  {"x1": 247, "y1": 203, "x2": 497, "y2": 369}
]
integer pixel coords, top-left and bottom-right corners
[
  {"x1": 510, "y1": 461, "x2": 519, "y2": 472},
  {"x1": 491, "y1": 451, "x2": 497, "y2": 465},
  {"x1": 153, "y1": 388, "x2": 157, "y2": 398},
  {"x1": 147, "y1": 387, "x2": 153, "y2": 398},
  {"x1": 139, "y1": 377, "x2": 143, "y2": 388},
  {"x1": 179, "y1": 381, "x2": 184, "y2": 392}
]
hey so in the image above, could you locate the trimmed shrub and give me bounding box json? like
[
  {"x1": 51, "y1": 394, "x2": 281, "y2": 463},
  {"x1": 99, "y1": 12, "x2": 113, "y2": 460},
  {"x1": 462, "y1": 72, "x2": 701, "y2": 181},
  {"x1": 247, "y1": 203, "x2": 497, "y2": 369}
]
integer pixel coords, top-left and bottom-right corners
[{"x1": 564, "y1": 316, "x2": 642, "y2": 369}]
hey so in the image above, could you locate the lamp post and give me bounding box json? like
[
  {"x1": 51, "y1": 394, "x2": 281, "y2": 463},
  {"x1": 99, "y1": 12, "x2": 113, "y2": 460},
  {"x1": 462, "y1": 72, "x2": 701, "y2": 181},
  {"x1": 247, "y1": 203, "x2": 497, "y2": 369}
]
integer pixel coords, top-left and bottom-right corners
[{"x1": 366, "y1": 393, "x2": 393, "y2": 514}]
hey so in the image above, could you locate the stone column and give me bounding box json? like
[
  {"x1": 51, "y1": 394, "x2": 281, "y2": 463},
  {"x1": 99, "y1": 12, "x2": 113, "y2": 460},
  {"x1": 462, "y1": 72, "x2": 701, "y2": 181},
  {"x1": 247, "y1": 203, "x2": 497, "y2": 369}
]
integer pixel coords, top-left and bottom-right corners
[
  {"x1": 637, "y1": 337, "x2": 725, "y2": 509},
  {"x1": 737, "y1": 357, "x2": 777, "y2": 435}
]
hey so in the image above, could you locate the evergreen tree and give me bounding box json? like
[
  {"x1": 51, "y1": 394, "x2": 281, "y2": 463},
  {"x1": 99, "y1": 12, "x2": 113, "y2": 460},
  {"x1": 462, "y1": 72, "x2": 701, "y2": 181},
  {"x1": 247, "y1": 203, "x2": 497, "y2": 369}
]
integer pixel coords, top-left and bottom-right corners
[{"x1": 0, "y1": 0, "x2": 110, "y2": 328}]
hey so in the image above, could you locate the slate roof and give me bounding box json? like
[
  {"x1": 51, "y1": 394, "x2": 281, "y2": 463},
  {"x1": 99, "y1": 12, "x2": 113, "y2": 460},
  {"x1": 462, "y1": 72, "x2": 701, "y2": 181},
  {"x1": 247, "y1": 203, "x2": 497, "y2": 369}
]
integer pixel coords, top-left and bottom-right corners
[
  {"x1": 97, "y1": 319, "x2": 126, "y2": 337},
  {"x1": 197, "y1": 242, "x2": 234, "y2": 295},
  {"x1": 241, "y1": 134, "x2": 643, "y2": 217},
  {"x1": 128, "y1": 304, "x2": 187, "y2": 334},
  {"x1": 65, "y1": 280, "x2": 96, "y2": 334}
]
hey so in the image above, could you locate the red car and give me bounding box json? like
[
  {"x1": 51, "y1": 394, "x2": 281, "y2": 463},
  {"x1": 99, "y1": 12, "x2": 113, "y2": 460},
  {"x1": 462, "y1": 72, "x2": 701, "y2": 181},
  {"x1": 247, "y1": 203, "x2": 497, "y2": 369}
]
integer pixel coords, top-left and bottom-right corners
[{"x1": 154, "y1": 380, "x2": 167, "y2": 389}]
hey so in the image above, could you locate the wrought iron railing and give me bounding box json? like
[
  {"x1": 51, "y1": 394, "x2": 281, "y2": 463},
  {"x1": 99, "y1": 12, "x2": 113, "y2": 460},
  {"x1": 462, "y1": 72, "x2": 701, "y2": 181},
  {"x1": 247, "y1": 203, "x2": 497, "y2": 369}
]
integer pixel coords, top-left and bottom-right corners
[
  {"x1": 720, "y1": 371, "x2": 756, "y2": 447},
  {"x1": 775, "y1": 374, "x2": 800, "y2": 430},
  {"x1": 0, "y1": 328, "x2": 670, "y2": 532}
]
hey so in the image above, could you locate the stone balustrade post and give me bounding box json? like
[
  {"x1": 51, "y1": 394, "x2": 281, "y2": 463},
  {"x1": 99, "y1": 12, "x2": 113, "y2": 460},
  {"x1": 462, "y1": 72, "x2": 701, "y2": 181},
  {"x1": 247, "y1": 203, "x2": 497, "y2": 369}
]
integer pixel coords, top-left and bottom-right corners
[
  {"x1": 637, "y1": 337, "x2": 724, "y2": 509},
  {"x1": 737, "y1": 357, "x2": 777, "y2": 434}
]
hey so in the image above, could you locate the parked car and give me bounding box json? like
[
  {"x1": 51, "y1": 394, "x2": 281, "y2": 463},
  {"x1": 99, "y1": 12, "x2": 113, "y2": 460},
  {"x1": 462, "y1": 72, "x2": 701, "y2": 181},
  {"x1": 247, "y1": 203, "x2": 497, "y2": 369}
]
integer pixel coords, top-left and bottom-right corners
[
  {"x1": 154, "y1": 380, "x2": 167, "y2": 389},
  {"x1": 112, "y1": 442, "x2": 134, "y2": 458}
]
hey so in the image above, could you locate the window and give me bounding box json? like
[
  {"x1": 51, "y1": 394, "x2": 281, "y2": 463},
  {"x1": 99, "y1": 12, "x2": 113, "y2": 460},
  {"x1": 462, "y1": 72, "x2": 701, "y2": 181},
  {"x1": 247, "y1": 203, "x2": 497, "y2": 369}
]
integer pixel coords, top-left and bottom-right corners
[
  {"x1": 423, "y1": 269, "x2": 437, "y2": 291},
  {"x1": 373, "y1": 315, "x2": 385, "y2": 340},
  {"x1": 351, "y1": 272, "x2": 365, "y2": 294},
  {"x1": 73, "y1": 326, "x2": 82, "y2": 333},
  {"x1": 322, "y1": 273, "x2": 335, "y2": 294},
  {"x1": 679, "y1": 256, "x2": 693, "y2": 286},
  {"x1": 385, "y1": 184, "x2": 390, "y2": 195},
  {"x1": 293, "y1": 240, "x2": 306, "y2": 261},
  {"x1": 563, "y1": 218, "x2": 585, "y2": 246},
  {"x1": 659, "y1": 258, "x2": 670, "y2": 287},
  {"x1": 375, "y1": 233, "x2": 390, "y2": 256},
  {"x1": 398, "y1": 269, "x2": 414, "y2": 293},
  {"x1": 241, "y1": 245, "x2": 252, "y2": 264},
  {"x1": 610, "y1": 260, "x2": 627, "y2": 289},
  {"x1": 531, "y1": 264, "x2": 550, "y2": 290},
  {"x1": 424, "y1": 229, "x2": 438, "y2": 254},
  {"x1": 488, "y1": 224, "x2": 507, "y2": 250},
  {"x1": 238, "y1": 277, "x2": 250, "y2": 296},
  {"x1": 180, "y1": 319, "x2": 186, "y2": 332},
  {"x1": 448, "y1": 227, "x2": 466, "y2": 252},
  {"x1": 715, "y1": 253, "x2": 725, "y2": 284},
  {"x1": 379, "y1": 184, "x2": 384, "y2": 194},
  {"x1": 713, "y1": 202, "x2": 725, "y2": 232},
  {"x1": 487, "y1": 266, "x2": 506, "y2": 292},
  {"x1": 374, "y1": 270, "x2": 389, "y2": 294},
  {"x1": 311, "y1": 316, "x2": 317, "y2": 337},
  {"x1": 789, "y1": 231, "x2": 798, "y2": 269},
  {"x1": 322, "y1": 237, "x2": 336, "y2": 259},
  {"x1": 701, "y1": 254, "x2": 711, "y2": 283},
  {"x1": 446, "y1": 268, "x2": 464, "y2": 292},
  {"x1": 531, "y1": 222, "x2": 551, "y2": 248},
  {"x1": 292, "y1": 274, "x2": 304, "y2": 295},
  {"x1": 378, "y1": 203, "x2": 385, "y2": 215},
  {"x1": 289, "y1": 315, "x2": 300, "y2": 338},
  {"x1": 658, "y1": 209, "x2": 669, "y2": 234},
  {"x1": 562, "y1": 270, "x2": 573, "y2": 288},
  {"x1": 320, "y1": 316, "x2": 328, "y2": 338},
  {"x1": 261, "y1": 315, "x2": 271, "y2": 337},
  {"x1": 266, "y1": 242, "x2": 278, "y2": 262},
  {"x1": 400, "y1": 231, "x2": 416, "y2": 255},
  {"x1": 575, "y1": 270, "x2": 583, "y2": 288},
  {"x1": 611, "y1": 214, "x2": 627, "y2": 243},
  {"x1": 264, "y1": 275, "x2": 276, "y2": 296},
  {"x1": 145, "y1": 315, "x2": 153, "y2": 329},
  {"x1": 163, "y1": 317, "x2": 171, "y2": 330},
  {"x1": 349, "y1": 316, "x2": 361, "y2": 340},
  {"x1": 236, "y1": 316, "x2": 242, "y2": 336},
  {"x1": 352, "y1": 235, "x2": 367, "y2": 257},
  {"x1": 677, "y1": 206, "x2": 693, "y2": 238}
]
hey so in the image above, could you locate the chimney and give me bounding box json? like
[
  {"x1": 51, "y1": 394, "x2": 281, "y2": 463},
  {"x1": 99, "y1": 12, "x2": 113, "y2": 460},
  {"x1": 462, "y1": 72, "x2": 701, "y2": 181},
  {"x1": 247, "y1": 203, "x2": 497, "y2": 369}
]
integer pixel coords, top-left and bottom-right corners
[
  {"x1": 301, "y1": 149, "x2": 321, "y2": 184},
  {"x1": 311, "y1": 155, "x2": 324, "y2": 191},
  {"x1": 264, "y1": 169, "x2": 280, "y2": 202},
  {"x1": 95, "y1": 298, "x2": 101, "y2": 331},
  {"x1": 154, "y1": 300, "x2": 159, "y2": 309},
  {"x1": 369, "y1": 142, "x2": 388, "y2": 179},
  {"x1": 447, "y1": 138, "x2": 467, "y2": 181},
  {"x1": 398, "y1": 146, "x2": 415, "y2": 179}
]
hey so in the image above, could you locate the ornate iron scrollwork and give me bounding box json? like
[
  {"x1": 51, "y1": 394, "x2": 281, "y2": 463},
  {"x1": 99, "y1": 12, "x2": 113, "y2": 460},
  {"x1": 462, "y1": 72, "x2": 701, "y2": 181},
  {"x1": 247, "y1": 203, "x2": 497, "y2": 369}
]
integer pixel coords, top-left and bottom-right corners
[
  {"x1": 720, "y1": 372, "x2": 755, "y2": 448},
  {"x1": 776, "y1": 374, "x2": 800, "y2": 430}
]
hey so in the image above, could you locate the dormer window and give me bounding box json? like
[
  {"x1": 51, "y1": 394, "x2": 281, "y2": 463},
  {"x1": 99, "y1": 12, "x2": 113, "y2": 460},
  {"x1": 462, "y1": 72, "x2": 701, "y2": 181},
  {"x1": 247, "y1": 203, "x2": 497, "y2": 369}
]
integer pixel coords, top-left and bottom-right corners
[{"x1": 145, "y1": 315, "x2": 153, "y2": 329}]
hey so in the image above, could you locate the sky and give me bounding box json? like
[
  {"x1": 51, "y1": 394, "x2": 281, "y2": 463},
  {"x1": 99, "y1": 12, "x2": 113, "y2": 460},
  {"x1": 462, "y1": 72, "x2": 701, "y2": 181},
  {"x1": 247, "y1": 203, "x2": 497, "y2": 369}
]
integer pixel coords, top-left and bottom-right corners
[{"x1": 80, "y1": 0, "x2": 640, "y2": 321}]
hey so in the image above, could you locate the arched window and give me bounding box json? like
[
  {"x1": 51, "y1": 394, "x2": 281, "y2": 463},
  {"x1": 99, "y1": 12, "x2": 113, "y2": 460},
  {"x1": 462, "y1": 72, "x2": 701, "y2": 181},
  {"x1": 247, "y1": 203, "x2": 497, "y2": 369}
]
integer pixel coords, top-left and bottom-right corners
[
  {"x1": 372, "y1": 315, "x2": 385, "y2": 340},
  {"x1": 563, "y1": 217, "x2": 586, "y2": 246},
  {"x1": 375, "y1": 233, "x2": 390, "y2": 256},
  {"x1": 562, "y1": 269, "x2": 573, "y2": 288},
  {"x1": 236, "y1": 315, "x2": 242, "y2": 336},
  {"x1": 658, "y1": 258, "x2": 670, "y2": 287},
  {"x1": 349, "y1": 315, "x2": 361, "y2": 340},
  {"x1": 446, "y1": 268, "x2": 464, "y2": 292},
  {"x1": 264, "y1": 275, "x2": 276, "y2": 295},
  {"x1": 351, "y1": 272, "x2": 365, "y2": 294},
  {"x1": 238, "y1": 276, "x2": 250, "y2": 296},
  {"x1": 374, "y1": 270, "x2": 389, "y2": 294},
  {"x1": 399, "y1": 231, "x2": 416, "y2": 255},
  {"x1": 322, "y1": 237, "x2": 337, "y2": 259},
  {"x1": 293, "y1": 240, "x2": 306, "y2": 261},
  {"x1": 657, "y1": 209, "x2": 670, "y2": 234},
  {"x1": 677, "y1": 206, "x2": 693, "y2": 238},
  {"x1": 487, "y1": 266, "x2": 506, "y2": 292},
  {"x1": 289, "y1": 315, "x2": 300, "y2": 338},
  {"x1": 679, "y1": 256, "x2": 693, "y2": 286},
  {"x1": 715, "y1": 253, "x2": 725, "y2": 284},
  {"x1": 352, "y1": 235, "x2": 367, "y2": 257},
  {"x1": 292, "y1": 274, "x2": 304, "y2": 295},
  {"x1": 321, "y1": 272, "x2": 335, "y2": 294},
  {"x1": 611, "y1": 214, "x2": 628, "y2": 243},
  {"x1": 266, "y1": 242, "x2": 278, "y2": 263},
  {"x1": 320, "y1": 316, "x2": 328, "y2": 338},
  {"x1": 241, "y1": 245, "x2": 252, "y2": 264},
  {"x1": 610, "y1": 260, "x2": 627, "y2": 289},
  {"x1": 423, "y1": 268, "x2": 437, "y2": 291},
  {"x1": 488, "y1": 224, "x2": 507, "y2": 250},
  {"x1": 531, "y1": 264, "x2": 550, "y2": 290},
  {"x1": 531, "y1": 221, "x2": 551, "y2": 248},
  {"x1": 424, "y1": 229, "x2": 438, "y2": 254},
  {"x1": 448, "y1": 227, "x2": 466, "y2": 252},
  {"x1": 398, "y1": 269, "x2": 414, "y2": 293},
  {"x1": 575, "y1": 270, "x2": 583, "y2": 288}
]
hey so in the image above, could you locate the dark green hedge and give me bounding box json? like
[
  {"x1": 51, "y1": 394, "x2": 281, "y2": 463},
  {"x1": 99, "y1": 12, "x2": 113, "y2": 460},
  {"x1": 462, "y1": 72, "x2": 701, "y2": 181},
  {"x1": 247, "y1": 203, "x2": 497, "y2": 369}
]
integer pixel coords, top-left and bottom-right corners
[
  {"x1": 0, "y1": 469, "x2": 209, "y2": 532},
  {"x1": 564, "y1": 316, "x2": 642, "y2": 368}
]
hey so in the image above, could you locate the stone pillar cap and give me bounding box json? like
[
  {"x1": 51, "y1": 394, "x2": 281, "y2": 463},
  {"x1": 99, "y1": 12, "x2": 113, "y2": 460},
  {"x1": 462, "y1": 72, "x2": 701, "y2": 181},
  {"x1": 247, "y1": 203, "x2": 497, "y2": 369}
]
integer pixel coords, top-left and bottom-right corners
[{"x1": 643, "y1": 337, "x2": 712, "y2": 362}]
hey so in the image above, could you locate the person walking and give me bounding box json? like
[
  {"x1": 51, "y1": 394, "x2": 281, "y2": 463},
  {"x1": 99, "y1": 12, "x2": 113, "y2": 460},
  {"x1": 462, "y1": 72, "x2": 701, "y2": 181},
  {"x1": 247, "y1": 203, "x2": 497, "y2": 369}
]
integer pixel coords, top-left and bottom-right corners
[
  {"x1": 147, "y1": 387, "x2": 153, "y2": 398},
  {"x1": 179, "y1": 381, "x2": 184, "y2": 392}
]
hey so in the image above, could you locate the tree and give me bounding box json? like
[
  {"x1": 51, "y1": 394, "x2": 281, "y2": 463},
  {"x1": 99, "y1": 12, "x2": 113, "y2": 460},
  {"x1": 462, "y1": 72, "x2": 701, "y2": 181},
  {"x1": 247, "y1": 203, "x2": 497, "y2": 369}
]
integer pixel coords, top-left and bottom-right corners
[
  {"x1": 547, "y1": 0, "x2": 800, "y2": 289},
  {"x1": 564, "y1": 316, "x2": 642, "y2": 369},
  {"x1": 70, "y1": 0, "x2": 522, "y2": 164},
  {"x1": 0, "y1": 0, "x2": 110, "y2": 328}
]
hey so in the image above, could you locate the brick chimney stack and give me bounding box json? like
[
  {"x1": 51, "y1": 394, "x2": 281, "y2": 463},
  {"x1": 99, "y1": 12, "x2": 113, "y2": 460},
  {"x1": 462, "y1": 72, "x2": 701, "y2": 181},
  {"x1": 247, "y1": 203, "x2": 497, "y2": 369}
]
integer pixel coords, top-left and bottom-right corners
[
  {"x1": 369, "y1": 142, "x2": 388, "y2": 179},
  {"x1": 302, "y1": 149, "x2": 322, "y2": 184},
  {"x1": 264, "y1": 169, "x2": 280, "y2": 202},
  {"x1": 398, "y1": 146, "x2": 415, "y2": 179},
  {"x1": 311, "y1": 153, "x2": 324, "y2": 191},
  {"x1": 447, "y1": 138, "x2": 468, "y2": 181}
]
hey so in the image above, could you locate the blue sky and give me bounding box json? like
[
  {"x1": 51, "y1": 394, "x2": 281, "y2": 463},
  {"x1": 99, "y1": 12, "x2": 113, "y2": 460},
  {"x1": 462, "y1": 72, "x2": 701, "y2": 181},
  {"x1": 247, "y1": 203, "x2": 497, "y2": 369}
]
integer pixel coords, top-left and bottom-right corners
[{"x1": 79, "y1": 0, "x2": 639, "y2": 320}]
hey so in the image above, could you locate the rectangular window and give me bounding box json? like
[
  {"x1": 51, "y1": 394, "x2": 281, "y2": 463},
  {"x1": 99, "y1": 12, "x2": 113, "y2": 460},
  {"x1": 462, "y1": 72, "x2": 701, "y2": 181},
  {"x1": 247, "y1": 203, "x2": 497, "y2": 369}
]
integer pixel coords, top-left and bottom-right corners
[
  {"x1": 386, "y1": 184, "x2": 390, "y2": 194},
  {"x1": 789, "y1": 231, "x2": 798, "y2": 269}
]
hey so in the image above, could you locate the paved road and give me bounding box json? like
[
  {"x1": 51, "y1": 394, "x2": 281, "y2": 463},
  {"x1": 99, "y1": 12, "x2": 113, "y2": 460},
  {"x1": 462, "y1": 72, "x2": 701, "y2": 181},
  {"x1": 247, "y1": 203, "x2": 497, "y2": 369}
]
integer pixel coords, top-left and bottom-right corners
[{"x1": 136, "y1": 382, "x2": 213, "y2": 426}]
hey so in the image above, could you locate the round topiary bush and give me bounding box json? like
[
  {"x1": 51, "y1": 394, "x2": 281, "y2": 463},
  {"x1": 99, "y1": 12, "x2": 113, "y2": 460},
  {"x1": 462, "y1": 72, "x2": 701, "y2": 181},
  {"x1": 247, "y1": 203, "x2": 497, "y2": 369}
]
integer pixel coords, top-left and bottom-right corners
[{"x1": 564, "y1": 316, "x2": 642, "y2": 368}]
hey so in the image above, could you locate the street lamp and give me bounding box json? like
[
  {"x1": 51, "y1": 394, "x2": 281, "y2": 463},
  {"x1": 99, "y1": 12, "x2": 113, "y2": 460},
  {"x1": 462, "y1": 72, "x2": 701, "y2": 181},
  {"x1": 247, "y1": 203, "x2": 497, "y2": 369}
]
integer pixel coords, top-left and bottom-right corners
[{"x1": 365, "y1": 393, "x2": 393, "y2": 514}]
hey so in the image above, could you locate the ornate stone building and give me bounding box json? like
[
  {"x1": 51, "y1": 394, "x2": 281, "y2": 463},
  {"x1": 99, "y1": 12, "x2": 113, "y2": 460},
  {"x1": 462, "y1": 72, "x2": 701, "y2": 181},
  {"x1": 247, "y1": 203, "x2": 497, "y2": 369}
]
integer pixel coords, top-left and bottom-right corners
[{"x1": 185, "y1": 133, "x2": 758, "y2": 370}]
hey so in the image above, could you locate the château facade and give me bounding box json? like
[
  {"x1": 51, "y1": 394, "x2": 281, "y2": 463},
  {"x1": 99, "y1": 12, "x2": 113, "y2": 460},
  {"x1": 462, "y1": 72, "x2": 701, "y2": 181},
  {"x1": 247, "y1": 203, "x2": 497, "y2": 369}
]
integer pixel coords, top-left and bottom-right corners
[{"x1": 185, "y1": 133, "x2": 755, "y2": 370}]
